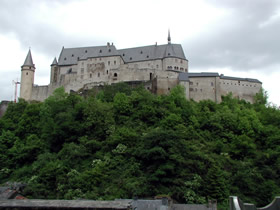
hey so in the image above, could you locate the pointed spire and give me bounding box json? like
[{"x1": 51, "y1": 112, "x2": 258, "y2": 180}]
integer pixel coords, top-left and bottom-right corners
[
  {"x1": 23, "y1": 49, "x2": 34, "y2": 67},
  {"x1": 51, "y1": 57, "x2": 58, "y2": 66},
  {"x1": 168, "y1": 29, "x2": 171, "y2": 44}
]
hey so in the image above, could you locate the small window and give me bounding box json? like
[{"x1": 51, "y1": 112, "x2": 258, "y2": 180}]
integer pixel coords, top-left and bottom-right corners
[
  {"x1": 72, "y1": 54, "x2": 74, "y2": 57},
  {"x1": 99, "y1": 50, "x2": 102, "y2": 53},
  {"x1": 190, "y1": 88, "x2": 193, "y2": 91},
  {"x1": 77, "y1": 57, "x2": 79, "y2": 60},
  {"x1": 156, "y1": 65, "x2": 159, "y2": 68},
  {"x1": 168, "y1": 88, "x2": 170, "y2": 91},
  {"x1": 64, "y1": 57, "x2": 67, "y2": 60},
  {"x1": 108, "y1": 61, "x2": 110, "y2": 65},
  {"x1": 147, "y1": 55, "x2": 149, "y2": 58},
  {"x1": 123, "y1": 53, "x2": 125, "y2": 56},
  {"x1": 130, "y1": 57, "x2": 132, "y2": 60},
  {"x1": 98, "y1": 73, "x2": 100, "y2": 77},
  {"x1": 147, "y1": 87, "x2": 150, "y2": 90},
  {"x1": 168, "y1": 53, "x2": 170, "y2": 56},
  {"x1": 211, "y1": 82, "x2": 214, "y2": 86},
  {"x1": 140, "y1": 51, "x2": 143, "y2": 54},
  {"x1": 90, "y1": 73, "x2": 92, "y2": 78},
  {"x1": 26, "y1": 72, "x2": 28, "y2": 75},
  {"x1": 114, "y1": 73, "x2": 117, "y2": 77},
  {"x1": 114, "y1": 61, "x2": 116, "y2": 65},
  {"x1": 107, "y1": 70, "x2": 108, "y2": 74},
  {"x1": 190, "y1": 82, "x2": 193, "y2": 85},
  {"x1": 108, "y1": 49, "x2": 111, "y2": 52},
  {"x1": 85, "y1": 50, "x2": 87, "y2": 53}
]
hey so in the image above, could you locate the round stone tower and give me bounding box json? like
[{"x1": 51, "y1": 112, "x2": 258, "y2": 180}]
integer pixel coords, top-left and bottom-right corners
[
  {"x1": 50, "y1": 57, "x2": 58, "y2": 84},
  {"x1": 20, "y1": 49, "x2": 35, "y2": 101}
]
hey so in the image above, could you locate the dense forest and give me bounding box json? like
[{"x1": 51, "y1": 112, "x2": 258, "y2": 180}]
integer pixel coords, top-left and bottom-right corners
[{"x1": 0, "y1": 84, "x2": 279, "y2": 209}]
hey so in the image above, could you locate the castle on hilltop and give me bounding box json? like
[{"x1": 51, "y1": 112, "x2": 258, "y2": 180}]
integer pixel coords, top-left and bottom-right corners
[{"x1": 20, "y1": 33, "x2": 262, "y2": 103}]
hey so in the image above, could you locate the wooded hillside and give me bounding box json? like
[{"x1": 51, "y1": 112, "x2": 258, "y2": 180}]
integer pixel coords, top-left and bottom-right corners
[{"x1": 0, "y1": 84, "x2": 279, "y2": 208}]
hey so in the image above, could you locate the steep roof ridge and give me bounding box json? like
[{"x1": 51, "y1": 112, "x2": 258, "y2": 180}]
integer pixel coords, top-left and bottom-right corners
[
  {"x1": 118, "y1": 43, "x2": 186, "y2": 63},
  {"x1": 51, "y1": 57, "x2": 58, "y2": 66},
  {"x1": 22, "y1": 49, "x2": 34, "y2": 67},
  {"x1": 58, "y1": 45, "x2": 119, "y2": 66}
]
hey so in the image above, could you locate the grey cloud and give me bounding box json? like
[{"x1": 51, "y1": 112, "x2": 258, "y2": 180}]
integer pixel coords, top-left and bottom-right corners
[
  {"x1": 0, "y1": 0, "x2": 105, "y2": 58},
  {"x1": 184, "y1": 0, "x2": 280, "y2": 72}
]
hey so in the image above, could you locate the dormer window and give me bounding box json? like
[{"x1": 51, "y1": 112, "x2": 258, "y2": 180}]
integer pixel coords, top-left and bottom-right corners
[
  {"x1": 168, "y1": 53, "x2": 170, "y2": 56},
  {"x1": 64, "y1": 57, "x2": 67, "y2": 60},
  {"x1": 99, "y1": 49, "x2": 102, "y2": 53},
  {"x1": 147, "y1": 55, "x2": 149, "y2": 58},
  {"x1": 72, "y1": 54, "x2": 74, "y2": 57},
  {"x1": 140, "y1": 51, "x2": 143, "y2": 54},
  {"x1": 85, "y1": 50, "x2": 87, "y2": 53},
  {"x1": 123, "y1": 53, "x2": 125, "y2": 56},
  {"x1": 130, "y1": 57, "x2": 132, "y2": 60},
  {"x1": 108, "y1": 49, "x2": 111, "y2": 52}
]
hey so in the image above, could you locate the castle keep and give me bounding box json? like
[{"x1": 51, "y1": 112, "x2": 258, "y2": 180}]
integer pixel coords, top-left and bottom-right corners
[{"x1": 20, "y1": 34, "x2": 262, "y2": 103}]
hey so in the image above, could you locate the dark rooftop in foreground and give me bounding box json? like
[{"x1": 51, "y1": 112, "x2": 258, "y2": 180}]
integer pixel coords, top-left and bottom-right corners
[{"x1": 0, "y1": 199, "x2": 132, "y2": 209}]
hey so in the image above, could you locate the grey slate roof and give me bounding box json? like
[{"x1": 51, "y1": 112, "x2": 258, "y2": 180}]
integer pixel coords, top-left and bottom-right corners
[
  {"x1": 51, "y1": 57, "x2": 58, "y2": 66},
  {"x1": 185, "y1": 72, "x2": 261, "y2": 84},
  {"x1": 188, "y1": 72, "x2": 220, "y2": 77},
  {"x1": 22, "y1": 49, "x2": 34, "y2": 67},
  {"x1": 220, "y1": 75, "x2": 262, "y2": 84},
  {"x1": 178, "y1": 72, "x2": 189, "y2": 81},
  {"x1": 58, "y1": 43, "x2": 187, "y2": 66},
  {"x1": 118, "y1": 44, "x2": 186, "y2": 63},
  {"x1": 0, "y1": 199, "x2": 132, "y2": 209},
  {"x1": 58, "y1": 45, "x2": 119, "y2": 66}
]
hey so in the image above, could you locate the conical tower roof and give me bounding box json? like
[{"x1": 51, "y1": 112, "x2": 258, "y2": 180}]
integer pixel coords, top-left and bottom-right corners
[
  {"x1": 22, "y1": 49, "x2": 34, "y2": 67},
  {"x1": 51, "y1": 57, "x2": 58, "y2": 66}
]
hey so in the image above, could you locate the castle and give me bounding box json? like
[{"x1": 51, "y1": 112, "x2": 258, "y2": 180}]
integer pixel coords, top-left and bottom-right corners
[{"x1": 20, "y1": 33, "x2": 262, "y2": 103}]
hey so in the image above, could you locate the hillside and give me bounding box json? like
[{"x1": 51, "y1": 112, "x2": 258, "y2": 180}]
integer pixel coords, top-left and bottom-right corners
[{"x1": 0, "y1": 84, "x2": 279, "y2": 208}]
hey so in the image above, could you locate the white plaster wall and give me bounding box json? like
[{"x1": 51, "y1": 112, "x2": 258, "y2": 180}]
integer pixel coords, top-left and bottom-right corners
[
  {"x1": 163, "y1": 58, "x2": 188, "y2": 72},
  {"x1": 189, "y1": 77, "x2": 218, "y2": 102},
  {"x1": 20, "y1": 67, "x2": 35, "y2": 100},
  {"x1": 31, "y1": 85, "x2": 49, "y2": 101},
  {"x1": 220, "y1": 79, "x2": 262, "y2": 103}
]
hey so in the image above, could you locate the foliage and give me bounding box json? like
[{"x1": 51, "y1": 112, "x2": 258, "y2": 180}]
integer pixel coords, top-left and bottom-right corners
[{"x1": 0, "y1": 84, "x2": 280, "y2": 208}]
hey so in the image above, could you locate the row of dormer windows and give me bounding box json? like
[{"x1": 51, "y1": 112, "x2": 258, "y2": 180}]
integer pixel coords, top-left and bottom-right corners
[
  {"x1": 167, "y1": 66, "x2": 187, "y2": 71},
  {"x1": 220, "y1": 81, "x2": 257, "y2": 87}
]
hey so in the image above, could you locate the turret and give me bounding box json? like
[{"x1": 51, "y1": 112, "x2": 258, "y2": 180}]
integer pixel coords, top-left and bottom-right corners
[
  {"x1": 168, "y1": 29, "x2": 171, "y2": 44},
  {"x1": 20, "y1": 49, "x2": 35, "y2": 101},
  {"x1": 50, "y1": 57, "x2": 58, "y2": 83}
]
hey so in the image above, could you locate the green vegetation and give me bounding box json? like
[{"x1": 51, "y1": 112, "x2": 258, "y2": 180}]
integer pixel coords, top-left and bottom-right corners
[{"x1": 0, "y1": 84, "x2": 280, "y2": 208}]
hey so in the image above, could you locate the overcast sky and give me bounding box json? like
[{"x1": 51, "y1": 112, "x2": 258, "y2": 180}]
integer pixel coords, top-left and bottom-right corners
[{"x1": 0, "y1": 0, "x2": 279, "y2": 106}]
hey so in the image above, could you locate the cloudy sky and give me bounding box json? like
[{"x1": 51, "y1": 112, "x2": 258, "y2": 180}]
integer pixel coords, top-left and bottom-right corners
[{"x1": 0, "y1": 0, "x2": 279, "y2": 105}]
